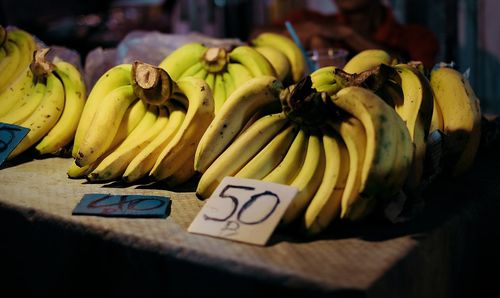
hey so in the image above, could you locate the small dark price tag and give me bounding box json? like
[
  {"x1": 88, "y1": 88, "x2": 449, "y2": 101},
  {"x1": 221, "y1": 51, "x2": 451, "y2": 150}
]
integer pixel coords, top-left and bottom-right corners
[
  {"x1": 0, "y1": 123, "x2": 29, "y2": 166},
  {"x1": 73, "y1": 193, "x2": 170, "y2": 218}
]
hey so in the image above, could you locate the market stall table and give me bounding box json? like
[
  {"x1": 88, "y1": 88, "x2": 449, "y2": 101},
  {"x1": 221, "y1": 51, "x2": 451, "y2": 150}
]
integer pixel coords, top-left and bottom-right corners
[{"x1": 1, "y1": 146, "x2": 499, "y2": 298}]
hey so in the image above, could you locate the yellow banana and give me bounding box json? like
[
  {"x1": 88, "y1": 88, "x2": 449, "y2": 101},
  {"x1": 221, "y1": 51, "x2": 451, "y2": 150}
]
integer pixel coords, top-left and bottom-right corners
[
  {"x1": 0, "y1": 79, "x2": 45, "y2": 124},
  {"x1": 254, "y1": 45, "x2": 291, "y2": 83},
  {"x1": 158, "y1": 43, "x2": 206, "y2": 80},
  {"x1": 35, "y1": 61, "x2": 86, "y2": 155},
  {"x1": 222, "y1": 71, "x2": 236, "y2": 99},
  {"x1": 263, "y1": 128, "x2": 308, "y2": 184},
  {"x1": 430, "y1": 67, "x2": 481, "y2": 176},
  {"x1": 226, "y1": 62, "x2": 253, "y2": 88},
  {"x1": 88, "y1": 105, "x2": 166, "y2": 182},
  {"x1": 212, "y1": 73, "x2": 226, "y2": 113},
  {"x1": 0, "y1": 64, "x2": 35, "y2": 117},
  {"x1": 107, "y1": 98, "x2": 148, "y2": 151},
  {"x1": 281, "y1": 132, "x2": 325, "y2": 225},
  {"x1": 204, "y1": 72, "x2": 215, "y2": 91},
  {"x1": 343, "y1": 49, "x2": 393, "y2": 74},
  {"x1": 235, "y1": 123, "x2": 298, "y2": 180},
  {"x1": 72, "y1": 64, "x2": 132, "y2": 157},
  {"x1": 228, "y1": 45, "x2": 276, "y2": 77},
  {"x1": 194, "y1": 76, "x2": 283, "y2": 173},
  {"x1": 75, "y1": 85, "x2": 138, "y2": 167},
  {"x1": 303, "y1": 126, "x2": 349, "y2": 235},
  {"x1": 179, "y1": 62, "x2": 203, "y2": 78},
  {"x1": 429, "y1": 96, "x2": 444, "y2": 132},
  {"x1": 196, "y1": 112, "x2": 289, "y2": 200},
  {"x1": 150, "y1": 76, "x2": 215, "y2": 182},
  {"x1": 251, "y1": 32, "x2": 306, "y2": 82},
  {"x1": 8, "y1": 72, "x2": 65, "y2": 159},
  {"x1": 123, "y1": 102, "x2": 186, "y2": 183}
]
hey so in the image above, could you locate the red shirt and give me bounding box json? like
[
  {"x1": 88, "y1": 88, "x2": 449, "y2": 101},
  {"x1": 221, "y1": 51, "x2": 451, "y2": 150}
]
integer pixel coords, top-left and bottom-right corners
[{"x1": 279, "y1": 7, "x2": 439, "y2": 68}]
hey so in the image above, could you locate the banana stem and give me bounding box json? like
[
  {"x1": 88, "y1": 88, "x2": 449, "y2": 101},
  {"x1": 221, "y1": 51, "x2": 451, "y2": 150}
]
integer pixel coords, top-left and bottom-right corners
[
  {"x1": 202, "y1": 47, "x2": 228, "y2": 73},
  {"x1": 132, "y1": 61, "x2": 177, "y2": 106},
  {"x1": 30, "y1": 48, "x2": 54, "y2": 80}
]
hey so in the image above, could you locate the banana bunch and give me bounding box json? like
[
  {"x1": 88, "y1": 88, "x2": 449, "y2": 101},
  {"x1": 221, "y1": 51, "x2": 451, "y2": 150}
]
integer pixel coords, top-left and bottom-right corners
[
  {"x1": 429, "y1": 66, "x2": 481, "y2": 177},
  {"x1": 70, "y1": 61, "x2": 215, "y2": 186},
  {"x1": 195, "y1": 73, "x2": 413, "y2": 235},
  {"x1": 343, "y1": 49, "x2": 397, "y2": 74},
  {"x1": 250, "y1": 32, "x2": 307, "y2": 85},
  {"x1": 1, "y1": 44, "x2": 86, "y2": 160},
  {"x1": 158, "y1": 42, "x2": 275, "y2": 113}
]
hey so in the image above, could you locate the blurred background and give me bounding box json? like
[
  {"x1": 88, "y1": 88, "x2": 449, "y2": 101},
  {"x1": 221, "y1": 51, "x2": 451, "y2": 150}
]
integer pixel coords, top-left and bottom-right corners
[{"x1": 0, "y1": 0, "x2": 498, "y2": 114}]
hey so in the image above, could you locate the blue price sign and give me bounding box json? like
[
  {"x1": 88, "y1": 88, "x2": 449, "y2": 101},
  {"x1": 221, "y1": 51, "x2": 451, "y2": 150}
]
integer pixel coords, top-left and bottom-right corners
[
  {"x1": 73, "y1": 193, "x2": 171, "y2": 218},
  {"x1": 0, "y1": 122, "x2": 29, "y2": 166}
]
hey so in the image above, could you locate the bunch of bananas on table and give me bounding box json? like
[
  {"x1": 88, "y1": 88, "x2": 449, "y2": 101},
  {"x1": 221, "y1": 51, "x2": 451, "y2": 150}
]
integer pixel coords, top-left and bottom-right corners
[
  {"x1": 194, "y1": 48, "x2": 482, "y2": 235},
  {"x1": 158, "y1": 32, "x2": 306, "y2": 113},
  {"x1": 68, "y1": 61, "x2": 215, "y2": 186},
  {"x1": 0, "y1": 26, "x2": 86, "y2": 159}
]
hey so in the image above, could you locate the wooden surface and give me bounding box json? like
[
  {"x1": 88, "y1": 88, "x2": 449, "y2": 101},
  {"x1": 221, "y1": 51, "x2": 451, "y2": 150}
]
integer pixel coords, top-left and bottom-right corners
[{"x1": 1, "y1": 147, "x2": 499, "y2": 298}]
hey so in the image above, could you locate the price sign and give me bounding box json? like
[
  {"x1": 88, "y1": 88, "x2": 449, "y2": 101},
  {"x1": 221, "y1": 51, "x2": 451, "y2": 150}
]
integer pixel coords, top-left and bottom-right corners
[
  {"x1": 73, "y1": 193, "x2": 171, "y2": 218},
  {"x1": 0, "y1": 123, "x2": 29, "y2": 166},
  {"x1": 188, "y1": 176, "x2": 298, "y2": 245}
]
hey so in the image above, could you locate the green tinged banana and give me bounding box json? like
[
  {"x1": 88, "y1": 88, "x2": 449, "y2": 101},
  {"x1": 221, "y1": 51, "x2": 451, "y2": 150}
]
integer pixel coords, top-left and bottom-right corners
[
  {"x1": 158, "y1": 43, "x2": 206, "y2": 80},
  {"x1": 228, "y1": 45, "x2": 276, "y2": 78},
  {"x1": 343, "y1": 49, "x2": 394, "y2": 74}
]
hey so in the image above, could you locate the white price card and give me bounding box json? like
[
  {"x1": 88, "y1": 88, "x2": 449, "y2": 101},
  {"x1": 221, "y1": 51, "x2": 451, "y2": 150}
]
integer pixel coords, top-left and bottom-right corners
[{"x1": 188, "y1": 176, "x2": 298, "y2": 245}]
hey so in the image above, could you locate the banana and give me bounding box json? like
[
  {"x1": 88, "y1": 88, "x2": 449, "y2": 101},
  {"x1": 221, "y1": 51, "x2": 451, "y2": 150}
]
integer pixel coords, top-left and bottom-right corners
[
  {"x1": 254, "y1": 45, "x2": 291, "y2": 83},
  {"x1": 310, "y1": 66, "x2": 342, "y2": 93},
  {"x1": 8, "y1": 72, "x2": 65, "y2": 159},
  {"x1": 222, "y1": 71, "x2": 236, "y2": 99},
  {"x1": 150, "y1": 76, "x2": 215, "y2": 182},
  {"x1": 0, "y1": 65, "x2": 35, "y2": 117},
  {"x1": 162, "y1": 155, "x2": 197, "y2": 187},
  {"x1": 251, "y1": 32, "x2": 306, "y2": 82},
  {"x1": 343, "y1": 49, "x2": 393, "y2": 74},
  {"x1": 263, "y1": 128, "x2": 308, "y2": 184},
  {"x1": 0, "y1": 79, "x2": 45, "y2": 124},
  {"x1": 281, "y1": 132, "x2": 325, "y2": 225},
  {"x1": 226, "y1": 62, "x2": 253, "y2": 88},
  {"x1": 35, "y1": 61, "x2": 86, "y2": 155},
  {"x1": 303, "y1": 126, "x2": 349, "y2": 235},
  {"x1": 200, "y1": 47, "x2": 228, "y2": 73},
  {"x1": 67, "y1": 160, "x2": 94, "y2": 179},
  {"x1": 212, "y1": 73, "x2": 226, "y2": 113},
  {"x1": 205, "y1": 72, "x2": 215, "y2": 91},
  {"x1": 123, "y1": 102, "x2": 186, "y2": 183},
  {"x1": 235, "y1": 123, "x2": 298, "y2": 180},
  {"x1": 429, "y1": 67, "x2": 481, "y2": 176},
  {"x1": 75, "y1": 85, "x2": 138, "y2": 167},
  {"x1": 108, "y1": 98, "x2": 148, "y2": 151},
  {"x1": 330, "y1": 117, "x2": 366, "y2": 220},
  {"x1": 390, "y1": 64, "x2": 434, "y2": 190},
  {"x1": 193, "y1": 67, "x2": 208, "y2": 80},
  {"x1": 88, "y1": 105, "x2": 166, "y2": 182},
  {"x1": 72, "y1": 64, "x2": 132, "y2": 157},
  {"x1": 194, "y1": 76, "x2": 283, "y2": 173},
  {"x1": 331, "y1": 86, "x2": 400, "y2": 219},
  {"x1": 196, "y1": 112, "x2": 289, "y2": 200},
  {"x1": 0, "y1": 41, "x2": 22, "y2": 95},
  {"x1": 179, "y1": 62, "x2": 203, "y2": 78},
  {"x1": 228, "y1": 45, "x2": 276, "y2": 77},
  {"x1": 429, "y1": 96, "x2": 444, "y2": 132},
  {"x1": 158, "y1": 43, "x2": 206, "y2": 80}
]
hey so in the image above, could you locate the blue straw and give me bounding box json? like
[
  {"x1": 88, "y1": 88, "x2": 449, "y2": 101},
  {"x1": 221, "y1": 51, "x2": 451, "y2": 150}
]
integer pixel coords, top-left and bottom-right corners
[{"x1": 285, "y1": 21, "x2": 318, "y2": 72}]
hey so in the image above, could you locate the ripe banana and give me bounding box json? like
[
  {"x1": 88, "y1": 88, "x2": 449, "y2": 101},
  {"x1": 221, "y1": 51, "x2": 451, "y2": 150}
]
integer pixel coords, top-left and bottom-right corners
[
  {"x1": 35, "y1": 61, "x2": 86, "y2": 155},
  {"x1": 251, "y1": 32, "x2": 306, "y2": 82},
  {"x1": 429, "y1": 66, "x2": 481, "y2": 176},
  {"x1": 263, "y1": 128, "x2": 308, "y2": 184},
  {"x1": 108, "y1": 98, "x2": 148, "y2": 151},
  {"x1": 194, "y1": 76, "x2": 283, "y2": 173},
  {"x1": 158, "y1": 43, "x2": 206, "y2": 80},
  {"x1": 212, "y1": 73, "x2": 226, "y2": 113},
  {"x1": 72, "y1": 64, "x2": 132, "y2": 157},
  {"x1": 222, "y1": 71, "x2": 235, "y2": 99},
  {"x1": 281, "y1": 132, "x2": 325, "y2": 225},
  {"x1": 254, "y1": 45, "x2": 291, "y2": 83},
  {"x1": 343, "y1": 49, "x2": 394, "y2": 74},
  {"x1": 8, "y1": 72, "x2": 65, "y2": 159},
  {"x1": 0, "y1": 65, "x2": 35, "y2": 117},
  {"x1": 226, "y1": 62, "x2": 253, "y2": 88},
  {"x1": 75, "y1": 85, "x2": 138, "y2": 167},
  {"x1": 0, "y1": 78, "x2": 45, "y2": 124},
  {"x1": 88, "y1": 105, "x2": 166, "y2": 182},
  {"x1": 228, "y1": 45, "x2": 276, "y2": 77},
  {"x1": 303, "y1": 125, "x2": 349, "y2": 235},
  {"x1": 196, "y1": 112, "x2": 289, "y2": 199},
  {"x1": 123, "y1": 102, "x2": 186, "y2": 183},
  {"x1": 235, "y1": 123, "x2": 298, "y2": 180},
  {"x1": 150, "y1": 76, "x2": 215, "y2": 183}
]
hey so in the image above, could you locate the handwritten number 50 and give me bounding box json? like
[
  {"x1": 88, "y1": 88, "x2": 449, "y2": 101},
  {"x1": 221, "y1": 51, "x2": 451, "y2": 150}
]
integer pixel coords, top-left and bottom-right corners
[{"x1": 203, "y1": 184, "x2": 280, "y2": 225}]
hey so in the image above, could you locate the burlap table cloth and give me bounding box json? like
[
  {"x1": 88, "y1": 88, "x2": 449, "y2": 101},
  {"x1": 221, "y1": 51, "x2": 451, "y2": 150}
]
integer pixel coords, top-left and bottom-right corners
[{"x1": 1, "y1": 149, "x2": 499, "y2": 298}]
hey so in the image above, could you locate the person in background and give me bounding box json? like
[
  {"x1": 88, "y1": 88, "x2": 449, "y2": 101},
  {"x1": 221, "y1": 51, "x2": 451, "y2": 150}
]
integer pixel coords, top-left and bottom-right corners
[{"x1": 253, "y1": 0, "x2": 439, "y2": 69}]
